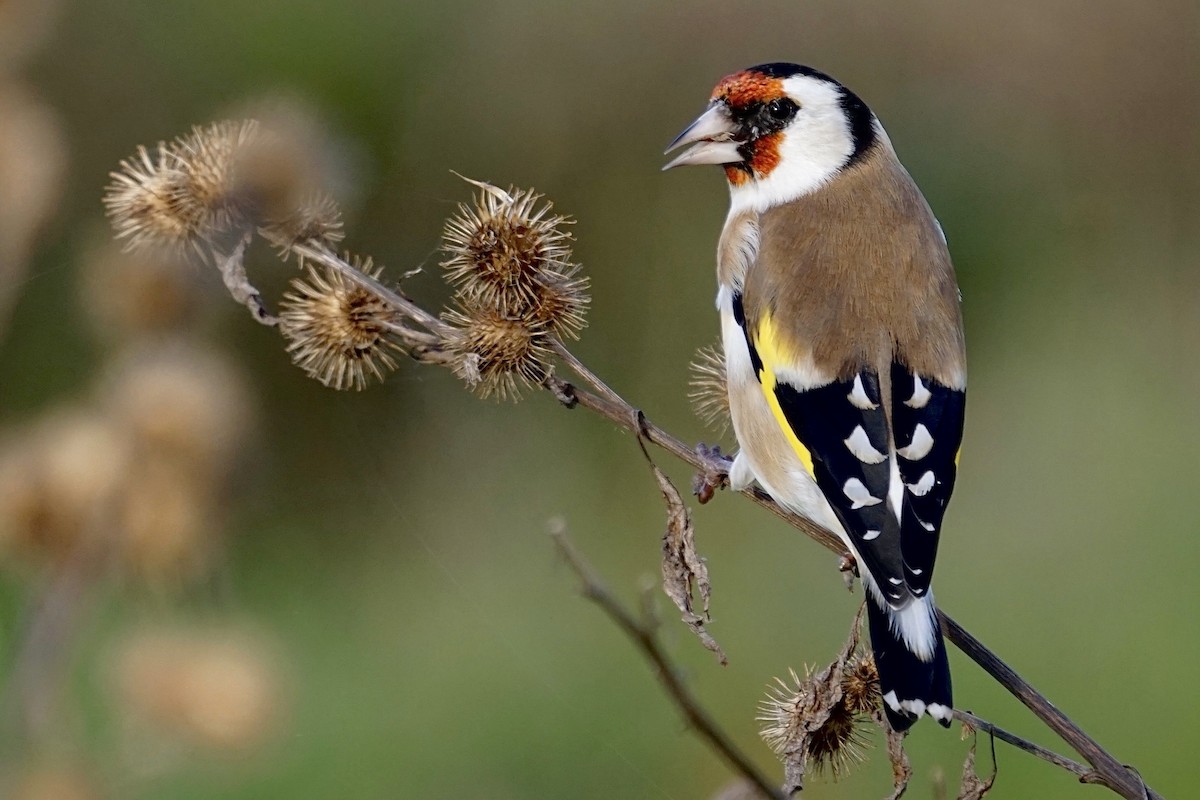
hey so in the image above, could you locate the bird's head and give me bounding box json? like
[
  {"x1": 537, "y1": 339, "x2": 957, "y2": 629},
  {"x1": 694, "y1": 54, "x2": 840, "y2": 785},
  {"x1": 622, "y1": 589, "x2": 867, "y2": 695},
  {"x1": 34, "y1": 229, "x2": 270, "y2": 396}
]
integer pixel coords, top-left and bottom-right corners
[{"x1": 663, "y1": 63, "x2": 879, "y2": 210}]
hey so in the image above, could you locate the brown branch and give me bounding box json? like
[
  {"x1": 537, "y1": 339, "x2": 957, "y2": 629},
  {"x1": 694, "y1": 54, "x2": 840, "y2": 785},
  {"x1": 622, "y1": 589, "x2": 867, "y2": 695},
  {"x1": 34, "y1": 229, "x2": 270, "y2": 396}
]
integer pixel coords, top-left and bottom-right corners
[
  {"x1": 539, "y1": 366, "x2": 1161, "y2": 800},
  {"x1": 549, "y1": 523, "x2": 786, "y2": 800}
]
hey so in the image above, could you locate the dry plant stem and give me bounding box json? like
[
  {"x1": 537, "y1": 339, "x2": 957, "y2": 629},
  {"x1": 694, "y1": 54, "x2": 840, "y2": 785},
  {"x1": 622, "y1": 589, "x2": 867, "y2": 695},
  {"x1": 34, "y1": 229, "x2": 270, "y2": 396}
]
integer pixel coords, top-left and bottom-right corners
[
  {"x1": 943, "y1": 618, "x2": 1159, "y2": 800},
  {"x1": 1, "y1": 538, "x2": 108, "y2": 744},
  {"x1": 953, "y1": 710, "x2": 1090, "y2": 778},
  {"x1": 541, "y1": 360, "x2": 1159, "y2": 800},
  {"x1": 550, "y1": 526, "x2": 786, "y2": 800}
]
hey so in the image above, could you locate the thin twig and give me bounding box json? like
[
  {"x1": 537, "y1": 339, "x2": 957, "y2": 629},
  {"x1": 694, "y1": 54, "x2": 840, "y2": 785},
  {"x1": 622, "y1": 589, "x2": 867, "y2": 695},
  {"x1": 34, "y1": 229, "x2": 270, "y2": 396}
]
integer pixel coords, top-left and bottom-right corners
[
  {"x1": 549, "y1": 524, "x2": 786, "y2": 800},
  {"x1": 953, "y1": 709, "x2": 1090, "y2": 778}
]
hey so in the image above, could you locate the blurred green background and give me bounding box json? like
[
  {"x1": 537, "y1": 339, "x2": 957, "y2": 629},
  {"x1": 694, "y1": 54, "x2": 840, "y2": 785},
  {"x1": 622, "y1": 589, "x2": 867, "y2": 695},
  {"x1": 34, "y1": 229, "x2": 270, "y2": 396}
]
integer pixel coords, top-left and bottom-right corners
[{"x1": 0, "y1": 0, "x2": 1197, "y2": 797}]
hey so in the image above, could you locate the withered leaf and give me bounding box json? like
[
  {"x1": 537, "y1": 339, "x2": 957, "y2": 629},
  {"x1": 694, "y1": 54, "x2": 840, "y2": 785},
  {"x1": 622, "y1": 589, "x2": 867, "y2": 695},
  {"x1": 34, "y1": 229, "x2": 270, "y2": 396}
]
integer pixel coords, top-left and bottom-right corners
[
  {"x1": 956, "y1": 732, "x2": 997, "y2": 800},
  {"x1": 652, "y1": 459, "x2": 726, "y2": 665}
]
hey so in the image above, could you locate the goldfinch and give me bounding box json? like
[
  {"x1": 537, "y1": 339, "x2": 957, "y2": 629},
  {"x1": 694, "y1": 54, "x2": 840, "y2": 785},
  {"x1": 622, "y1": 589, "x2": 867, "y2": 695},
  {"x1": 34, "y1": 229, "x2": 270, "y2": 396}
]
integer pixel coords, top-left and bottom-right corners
[{"x1": 664, "y1": 63, "x2": 966, "y2": 731}]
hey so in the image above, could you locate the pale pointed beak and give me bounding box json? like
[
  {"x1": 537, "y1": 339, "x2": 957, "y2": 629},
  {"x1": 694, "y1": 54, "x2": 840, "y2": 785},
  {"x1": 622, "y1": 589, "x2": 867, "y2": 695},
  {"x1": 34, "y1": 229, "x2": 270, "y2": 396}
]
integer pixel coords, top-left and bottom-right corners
[{"x1": 662, "y1": 104, "x2": 743, "y2": 171}]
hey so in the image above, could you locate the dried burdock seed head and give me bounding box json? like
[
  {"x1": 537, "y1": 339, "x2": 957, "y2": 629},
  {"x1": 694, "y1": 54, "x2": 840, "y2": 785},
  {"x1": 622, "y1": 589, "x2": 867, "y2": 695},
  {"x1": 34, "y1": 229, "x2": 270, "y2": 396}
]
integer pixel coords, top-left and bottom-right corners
[
  {"x1": 170, "y1": 120, "x2": 261, "y2": 228},
  {"x1": 444, "y1": 302, "x2": 551, "y2": 400},
  {"x1": 79, "y1": 238, "x2": 199, "y2": 340},
  {"x1": 523, "y1": 271, "x2": 590, "y2": 340},
  {"x1": 104, "y1": 143, "x2": 207, "y2": 255},
  {"x1": 442, "y1": 177, "x2": 577, "y2": 314},
  {"x1": 279, "y1": 257, "x2": 401, "y2": 391},
  {"x1": 257, "y1": 190, "x2": 344, "y2": 259},
  {"x1": 841, "y1": 653, "x2": 882, "y2": 716},
  {"x1": 759, "y1": 659, "x2": 873, "y2": 786},
  {"x1": 101, "y1": 342, "x2": 254, "y2": 478},
  {"x1": 117, "y1": 457, "x2": 217, "y2": 585},
  {"x1": 0, "y1": 408, "x2": 130, "y2": 561},
  {"x1": 689, "y1": 342, "x2": 730, "y2": 434}
]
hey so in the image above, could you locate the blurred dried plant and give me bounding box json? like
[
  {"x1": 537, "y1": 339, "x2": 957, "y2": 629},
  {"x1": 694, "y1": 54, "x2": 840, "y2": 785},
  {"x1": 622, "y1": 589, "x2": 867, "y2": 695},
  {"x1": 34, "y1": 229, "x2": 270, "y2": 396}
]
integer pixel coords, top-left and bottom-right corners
[
  {"x1": 0, "y1": 83, "x2": 67, "y2": 342},
  {"x1": 7, "y1": 764, "x2": 102, "y2": 800},
  {"x1": 110, "y1": 626, "x2": 286, "y2": 754}
]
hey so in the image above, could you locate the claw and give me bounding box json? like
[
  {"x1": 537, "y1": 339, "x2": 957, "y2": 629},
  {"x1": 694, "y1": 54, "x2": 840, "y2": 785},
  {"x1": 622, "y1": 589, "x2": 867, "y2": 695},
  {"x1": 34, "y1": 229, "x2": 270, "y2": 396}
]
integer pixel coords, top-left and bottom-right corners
[
  {"x1": 838, "y1": 553, "x2": 858, "y2": 591},
  {"x1": 692, "y1": 443, "x2": 731, "y2": 504}
]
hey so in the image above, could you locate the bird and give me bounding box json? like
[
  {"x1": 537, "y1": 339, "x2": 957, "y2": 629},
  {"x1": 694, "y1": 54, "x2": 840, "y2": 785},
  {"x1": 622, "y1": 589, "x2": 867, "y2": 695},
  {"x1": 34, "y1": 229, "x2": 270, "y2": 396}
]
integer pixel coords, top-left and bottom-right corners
[{"x1": 663, "y1": 62, "x2": 966, "y2": 731}]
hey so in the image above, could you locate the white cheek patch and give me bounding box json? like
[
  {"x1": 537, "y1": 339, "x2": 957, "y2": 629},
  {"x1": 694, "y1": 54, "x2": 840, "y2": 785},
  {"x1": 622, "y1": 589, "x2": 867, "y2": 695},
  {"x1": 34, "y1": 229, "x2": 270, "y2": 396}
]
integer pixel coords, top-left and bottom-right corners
[{"x1": 727, "y1": 75, "x2": 859, "y2": 215}]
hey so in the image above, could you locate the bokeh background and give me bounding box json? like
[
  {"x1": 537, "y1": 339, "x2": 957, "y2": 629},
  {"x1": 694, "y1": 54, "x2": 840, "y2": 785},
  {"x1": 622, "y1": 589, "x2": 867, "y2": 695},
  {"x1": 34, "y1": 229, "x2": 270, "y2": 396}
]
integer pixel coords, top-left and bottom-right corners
[{"x1": 0, "y1": 1, "x2": 1197, "y2": 797}]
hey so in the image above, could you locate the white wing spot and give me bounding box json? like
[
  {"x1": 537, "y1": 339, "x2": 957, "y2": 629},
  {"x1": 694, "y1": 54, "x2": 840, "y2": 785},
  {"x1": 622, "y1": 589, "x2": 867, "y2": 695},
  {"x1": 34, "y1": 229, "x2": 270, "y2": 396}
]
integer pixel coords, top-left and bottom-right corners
[
  {"x1": 888, "y1": 577, "x2": 903, "y2": 585},
  {"x1": 842, "y1": 478, "x2": 882, "y2": 509},
  {"x1": 844, "y1": 425, "x2": 886, "y2": 464},
  {"x1": 910, "y1": 568, "x2": 923, "y2": 576},
  {"x1": 905, "y1": 376, "x2": 932, "y2": 408},
  {"x1": 897, "y1": 424, "x2": 934, "y2": 461},
  {"x1": 848, "y1": 375, "x2": 877, "y2": 410},
  {"x1": 862, "y1": 529, "x2": 882, "y2": 541},
  {"x1": 920, "y1": 520, "x2": 936, "y2": 532},
  {"x1": 907, "y1": 471, "x2": 936, "y2": 497}
]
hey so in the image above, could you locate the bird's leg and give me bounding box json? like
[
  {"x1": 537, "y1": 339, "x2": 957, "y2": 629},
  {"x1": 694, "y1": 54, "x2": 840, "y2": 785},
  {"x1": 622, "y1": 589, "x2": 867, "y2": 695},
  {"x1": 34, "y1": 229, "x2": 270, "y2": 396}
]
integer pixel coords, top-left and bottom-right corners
[{"x1": 692, "y1": 443, "x2": 732, "y2": 504}]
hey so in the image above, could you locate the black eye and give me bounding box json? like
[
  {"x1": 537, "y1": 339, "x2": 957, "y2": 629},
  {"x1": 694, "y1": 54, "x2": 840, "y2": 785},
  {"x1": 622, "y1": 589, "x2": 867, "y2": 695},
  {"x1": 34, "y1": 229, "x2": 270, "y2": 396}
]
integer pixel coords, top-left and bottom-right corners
[{"x1": 766, "y1": 98, "x2": 795, "y2": 120}]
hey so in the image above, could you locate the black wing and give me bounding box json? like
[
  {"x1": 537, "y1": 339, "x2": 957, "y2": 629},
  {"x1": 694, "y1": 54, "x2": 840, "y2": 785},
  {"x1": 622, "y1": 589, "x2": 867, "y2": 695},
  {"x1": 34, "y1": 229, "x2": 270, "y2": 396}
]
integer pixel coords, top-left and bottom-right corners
[{"x1": 890, "y1": 362, "x2": 966, "y2": 596}]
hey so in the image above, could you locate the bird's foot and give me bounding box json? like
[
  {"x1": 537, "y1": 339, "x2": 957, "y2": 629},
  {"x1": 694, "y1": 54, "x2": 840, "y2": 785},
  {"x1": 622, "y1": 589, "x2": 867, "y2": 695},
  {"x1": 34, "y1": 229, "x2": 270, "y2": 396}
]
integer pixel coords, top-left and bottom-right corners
[
  {"x1": 692, "y1": 443, "x2": 731, "y2": 504},
  {"x1": 838, "y1": 552, "x2": 859, "y2": 591}
]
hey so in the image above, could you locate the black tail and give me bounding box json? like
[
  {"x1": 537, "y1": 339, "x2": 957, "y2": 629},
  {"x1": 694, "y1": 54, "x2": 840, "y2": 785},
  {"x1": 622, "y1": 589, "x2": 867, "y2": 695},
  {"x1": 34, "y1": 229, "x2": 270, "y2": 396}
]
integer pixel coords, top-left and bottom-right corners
[{"x1": 865, "y1": 597, "x2": 952, "y2": 732}]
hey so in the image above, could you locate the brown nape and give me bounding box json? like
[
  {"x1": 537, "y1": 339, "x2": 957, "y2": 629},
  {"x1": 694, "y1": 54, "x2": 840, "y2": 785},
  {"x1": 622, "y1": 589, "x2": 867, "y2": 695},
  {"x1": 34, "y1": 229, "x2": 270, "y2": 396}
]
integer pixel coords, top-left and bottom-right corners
[
  {"x1": 711, "y1": 70, "x2": 784, "y2": 108},
  {"x1": 724, "y1": 131, "x2": 783, "y2": 185}
]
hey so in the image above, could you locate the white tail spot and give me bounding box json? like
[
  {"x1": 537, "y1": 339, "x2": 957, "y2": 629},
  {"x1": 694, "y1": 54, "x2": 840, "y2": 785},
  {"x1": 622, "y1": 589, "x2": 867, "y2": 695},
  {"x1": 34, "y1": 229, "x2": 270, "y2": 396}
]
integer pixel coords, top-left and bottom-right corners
[
  {"x1": 842, "y1": 478, "x2": 882, "y2": 509},
  {"x1": 848, "y1": 375, "x2": 877, "y2": 410},
  {"x1": 897, "y1": 424, "x2": 934, "y2": 461},
  {"x1": 907, "y1": 471, "x2": 936, "y2": 496},
  {"x1": 905, "y1": 376, "x2": 932, "y2": 408},
  {"x1": 844, "y1": 425, "x2": 886, "y2": 464}
]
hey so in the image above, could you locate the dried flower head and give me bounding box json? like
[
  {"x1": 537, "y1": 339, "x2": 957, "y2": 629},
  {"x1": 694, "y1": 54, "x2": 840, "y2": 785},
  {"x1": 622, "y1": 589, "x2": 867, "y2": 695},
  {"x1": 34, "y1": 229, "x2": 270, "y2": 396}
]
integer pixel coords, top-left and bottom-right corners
[
  {"x1": 101, "y1": 342, "x2": 254, "y2": 477},
  {"x1": 257, "y1": 190, "x2": 344, "y2": 259},
  {"x1": 104, "y1": 143, "x2": 207, "y2": 255},
  {"x1": 444, "y1": 302, "x2": 551, "y2": 400},
  {"x1": 169, "y1": 120, "x2": 260, "y2": 228},
  {"x1": 79, "y1": 239, "x2": 199, "y2": 340},
  {"x1": 759, "y1": 666, "x2": 871, "y2": 782},
  {"x1": 279, "y1": 257, "x2": 401, "y2": 390},
  {"x1": 525, "y1": 271, "x2": 590, "y2": 340},
  {"x1": 442, "y1": 179, "x2": 578, "y2": 313},
  {"x1": 0, "y1": 408, "x2": 130, "y2": 560},
  {"x1": 111, "y1": 627, "x2": 285, "y2": 752},
  {"x1": 116, "y1": 456, "x2": 217, "y2": 584},
  {"x1": 689, "y1": 342, "x2": 730, "y2": 434},
  {"x1": 841, "y1": 654, "x2": 882, "y2": 716}
]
